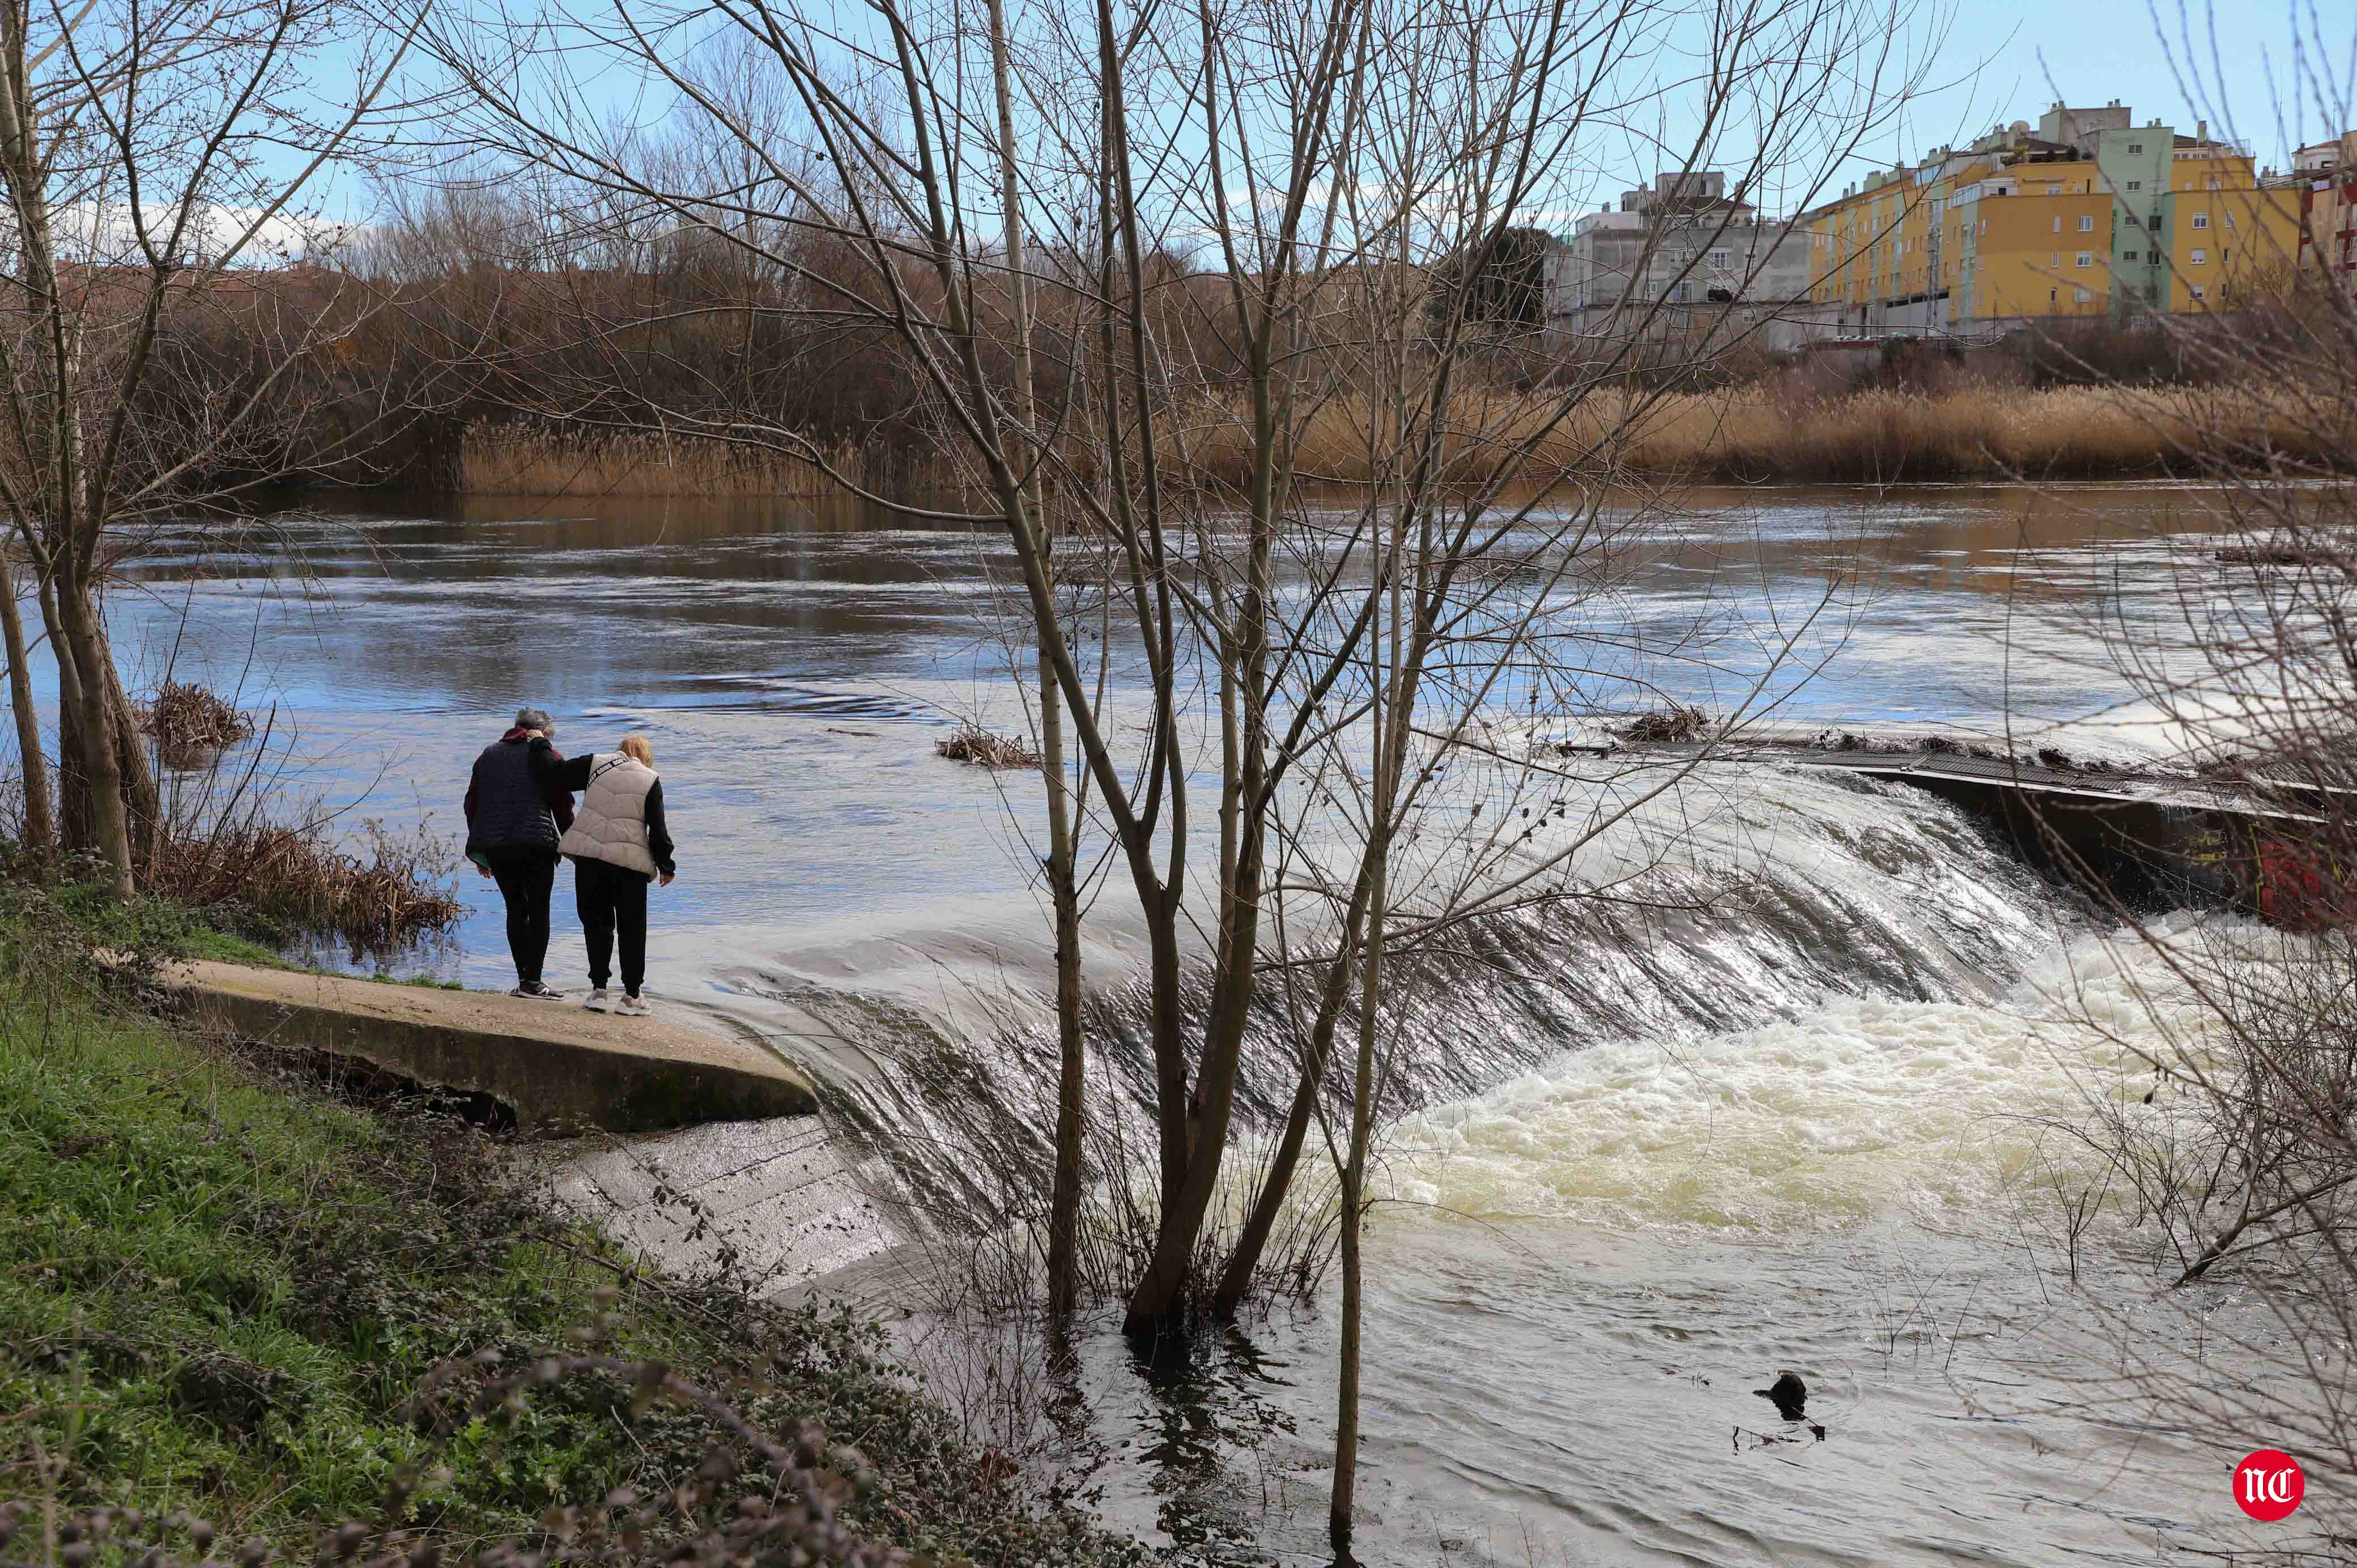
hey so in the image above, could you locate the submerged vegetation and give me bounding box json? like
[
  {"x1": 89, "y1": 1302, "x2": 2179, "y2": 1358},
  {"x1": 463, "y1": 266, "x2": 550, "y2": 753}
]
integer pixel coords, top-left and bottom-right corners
[{"x1": 0, "y1": 874, "x2": 1142, "y2": 1565}]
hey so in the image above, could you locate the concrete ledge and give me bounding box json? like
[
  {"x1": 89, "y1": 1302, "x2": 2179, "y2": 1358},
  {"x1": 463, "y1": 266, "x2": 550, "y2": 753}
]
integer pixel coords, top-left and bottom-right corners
[{"x1": 171, "y1": 961, "x2": 818, "y2": 1132}]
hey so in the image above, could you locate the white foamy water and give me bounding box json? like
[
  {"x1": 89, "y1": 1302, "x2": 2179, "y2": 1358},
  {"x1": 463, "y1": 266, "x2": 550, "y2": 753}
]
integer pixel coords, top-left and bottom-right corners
[{"x1": 1381, "y1": 923, "x2": 2231, "y2": 1233}]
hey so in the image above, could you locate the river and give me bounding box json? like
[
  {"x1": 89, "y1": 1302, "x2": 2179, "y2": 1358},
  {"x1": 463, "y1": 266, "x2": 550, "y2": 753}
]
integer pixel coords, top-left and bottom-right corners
[{"x1": 103, "y1": 482, "x2": 2307, "y2": 1565}]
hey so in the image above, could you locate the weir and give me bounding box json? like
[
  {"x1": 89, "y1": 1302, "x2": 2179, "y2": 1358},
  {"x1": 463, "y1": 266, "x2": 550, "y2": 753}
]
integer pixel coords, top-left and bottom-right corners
[
  {"x1": 1670, "y1": 743, "x2": 2333, "y2": 922},
  {"x1": 171, "y1": 960, "x2": 822, "y2": 1131}
]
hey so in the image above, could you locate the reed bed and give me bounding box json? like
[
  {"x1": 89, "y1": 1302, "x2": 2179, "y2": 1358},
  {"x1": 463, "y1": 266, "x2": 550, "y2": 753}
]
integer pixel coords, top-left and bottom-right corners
[
  {"x1": 460, "y1": 424, "x2": 861, "y2": 498},
  {"x1": 1171, "y1": 380, "x2": 2351, "y2": 487},
  {"x1": 458, "y1": 380, "x2": 2350, "y2": 500}
]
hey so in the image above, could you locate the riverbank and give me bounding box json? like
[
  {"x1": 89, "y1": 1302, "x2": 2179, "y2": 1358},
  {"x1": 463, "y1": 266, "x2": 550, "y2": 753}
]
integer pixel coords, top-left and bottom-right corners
[
  {"x1": 0, "y1": 874, "x2": 1141, "y2": 1565},
  {"x1": 453, "y1": 378, "x2": 2350, "y2": 497}
]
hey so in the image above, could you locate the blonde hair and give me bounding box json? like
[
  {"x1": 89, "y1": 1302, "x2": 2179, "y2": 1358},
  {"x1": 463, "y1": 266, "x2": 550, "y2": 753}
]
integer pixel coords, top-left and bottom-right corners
[{"x1": 618, "y1": 733, "x2": 654, "y2": 767}]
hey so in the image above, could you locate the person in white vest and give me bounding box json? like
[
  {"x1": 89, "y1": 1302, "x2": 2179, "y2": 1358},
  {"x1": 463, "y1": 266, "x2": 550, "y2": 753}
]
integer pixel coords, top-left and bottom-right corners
[{"x1": 551, "y1": 733, "x2": 677, "y2": 1015}]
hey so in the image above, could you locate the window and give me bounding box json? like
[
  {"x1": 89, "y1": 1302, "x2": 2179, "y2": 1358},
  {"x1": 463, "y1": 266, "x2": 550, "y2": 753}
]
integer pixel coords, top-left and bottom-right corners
[
  {"x1": 2225, "y1": 212, "x2": 2237, "y2": 229},
  {"x1": 1711, "y1": 247, "x2": 1731, "y2": 266},
  {"x1": 2050, "y1": 252, "x2": 2060, "y2": 267},
  {"x1": 2190, "y1": 284, "x2": 2206, "y2": 300},
  {"x1": 2124, "y1": 248, "x2": 2138, "y2": 259},
  {"x1": 2049, "y1": 288, "x2": 2058, "y2": 301},
  {"x1": 2074, "y1": 286, "x2": 2092, "y2": 302},
  {"x1": 2125, "y1": 214, "x2": 2142, "y2": 228},
  {"x1": 2128, "y1": 142, "x2": 2144, "y2": 154},
  {"x1": 2190, "y1": 248, "x2": 2207, "y2": 265},
  {"x1": 2205, "y1": 175, "x2": 2220, "y2": 190},
  {"x1": 2047, "y1": 182, "x2": 2062, "y2": 195},
  {"x1": 2051, "y1": 215, "x2": 2062, "y2": 232},
  {"x1": 2192, "y1": 212, "x2": 2210, "y2": 229},
  {"x1": 2078, "y1": 214, "x2": 2095, "y2": 232},
  {"x1": 2223, "y1": 246, "x2": 2232, "y2": 262},
  {"x1": 2147, "y1": 249, "x2": 2161, "y2": 264},
  {"x1": 2075, "y1": 251, "x2": 2093, "y2": 267},
  {"x1": 2126, "y1": 179, "x2": 2143, "y2": 191},
  {"x1": 1977, "y1": 219, "x2": 1985, "y2": 236}
]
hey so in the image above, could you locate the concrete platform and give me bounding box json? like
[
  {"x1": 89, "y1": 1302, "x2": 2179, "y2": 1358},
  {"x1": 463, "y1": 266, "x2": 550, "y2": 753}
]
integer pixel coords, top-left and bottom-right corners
[{"x1": 172, "y1": 960, "x2": 820, "y2": 1132}]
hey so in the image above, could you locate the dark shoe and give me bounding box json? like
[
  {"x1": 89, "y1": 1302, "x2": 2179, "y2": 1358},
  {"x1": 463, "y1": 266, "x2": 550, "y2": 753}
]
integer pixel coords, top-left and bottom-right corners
[{"x1": 510, "y1": 981, "x2": 565, "y2": 1000}]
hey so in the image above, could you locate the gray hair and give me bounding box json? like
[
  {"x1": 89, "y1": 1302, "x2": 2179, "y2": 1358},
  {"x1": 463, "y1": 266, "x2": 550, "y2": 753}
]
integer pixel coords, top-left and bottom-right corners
[{"x1": 516, "y1": 706, "x2": 554, "y2": 734}]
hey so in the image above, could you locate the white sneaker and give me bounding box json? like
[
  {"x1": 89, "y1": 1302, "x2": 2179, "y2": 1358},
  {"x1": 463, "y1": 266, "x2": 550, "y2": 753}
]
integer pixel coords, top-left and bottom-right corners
[
  {"x1": 582, "y1": 987, "x2": 612, "y2": 1012},
  {"x1": 616, "y1": 992, "x2": 650, "y2": 1016}
]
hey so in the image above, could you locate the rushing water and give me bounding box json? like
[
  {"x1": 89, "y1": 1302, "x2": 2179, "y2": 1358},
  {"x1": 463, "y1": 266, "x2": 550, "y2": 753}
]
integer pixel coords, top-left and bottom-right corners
[{"x1": 95, "y1": 482, "x2": 2309, "y2": 1565}]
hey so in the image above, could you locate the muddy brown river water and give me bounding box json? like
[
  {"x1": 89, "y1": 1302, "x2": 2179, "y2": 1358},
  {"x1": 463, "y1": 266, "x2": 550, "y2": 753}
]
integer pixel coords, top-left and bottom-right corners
[{"x1": 76, "y1": 482, "x2": 2326, "y2": 1565}]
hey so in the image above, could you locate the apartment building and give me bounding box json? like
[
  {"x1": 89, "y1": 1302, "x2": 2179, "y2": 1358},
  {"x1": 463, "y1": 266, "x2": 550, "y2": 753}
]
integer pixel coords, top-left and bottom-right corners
[
  {"x1": 2295, "y1": 133, "x2": 2357, "y2": 283},
  {"x1": 1801, "y1": 101, "x2": 2301, "y2": 334},
  {"x1": 1543, "y1": 171, "x2": 1813, "y2": 351}
]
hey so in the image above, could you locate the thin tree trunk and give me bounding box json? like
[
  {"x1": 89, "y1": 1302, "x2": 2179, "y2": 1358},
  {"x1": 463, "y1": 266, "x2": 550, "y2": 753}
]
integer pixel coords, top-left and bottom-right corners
[
  {"x1": 981, "y1": 0, "x2": 1087, "y2": 1320},
  {"x1": 103, "y1": 634, "x2": 159, "y2": 873},
  {"x1": 1331, "y1": 857, "x2": 1384, "y2": 1557},
  {"x1": 55, "y1": 578, "x2": 132, "y2": 897},
  {"x1": 1212, "y1": 863, "x2": 1377, "y2": 1320},
  {"x1": 0, "y1": 551, "x2": 53, "y2": 862}
]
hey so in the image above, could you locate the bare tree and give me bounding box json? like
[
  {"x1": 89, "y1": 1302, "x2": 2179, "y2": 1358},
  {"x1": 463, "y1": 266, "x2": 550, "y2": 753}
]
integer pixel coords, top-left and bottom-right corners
[
  {"x1": 433, "y1": 0, "x2": 1930, "y2": 1368},
  {"x1": 0, "y1": 0, "x2": 422, "y2": 894}
]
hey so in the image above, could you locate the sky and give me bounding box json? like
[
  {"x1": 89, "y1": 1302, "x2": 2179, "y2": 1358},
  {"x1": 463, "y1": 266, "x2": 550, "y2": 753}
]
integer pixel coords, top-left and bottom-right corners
[{"x1": 1864, "y1": 0, "x2": 2350, "y2": 176}]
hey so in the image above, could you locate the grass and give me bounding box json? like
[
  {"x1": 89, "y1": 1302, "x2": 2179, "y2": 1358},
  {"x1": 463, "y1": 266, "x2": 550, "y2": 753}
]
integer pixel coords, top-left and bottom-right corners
[
  {"x1": 460, "y1": 426, "x2": 861, "y2": 498},
  {"x1": 0, "y1": 876, "x2": 1142, "y2": 1565},
  {"x1": 1171, "y1": 378, "x2": 2356, "y2": 487},
  {"x1": 461, "y1": 377, "x2": 2354, "y2": 497},
  {"x1": 143, "y1": 818, "x2": 464, "y2": 962}
]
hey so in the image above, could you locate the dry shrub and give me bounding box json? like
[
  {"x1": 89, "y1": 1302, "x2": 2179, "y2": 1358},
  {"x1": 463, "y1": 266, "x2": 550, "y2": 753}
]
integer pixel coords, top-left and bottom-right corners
[
  {"x1": 461, "y1": 424, "x2": 863, "y2": 497},
  {"x1": 1619, "y1": 706, "x2": 1712, "y2": 743},
  {"x1": 140, "y1": 681, "x2": 254, "y2": 753},
  {"x1": 934, "y1": 724, "x2": 1040, "y2": 770},
  {"x1": 146, "y1": 816, "x2": 463, "y2": 957}
]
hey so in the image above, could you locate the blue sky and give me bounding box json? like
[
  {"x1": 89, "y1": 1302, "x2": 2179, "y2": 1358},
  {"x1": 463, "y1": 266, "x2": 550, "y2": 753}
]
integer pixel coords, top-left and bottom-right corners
[{"x1": 1868, "y1": 0, "x2": 2351, "y2": 174}]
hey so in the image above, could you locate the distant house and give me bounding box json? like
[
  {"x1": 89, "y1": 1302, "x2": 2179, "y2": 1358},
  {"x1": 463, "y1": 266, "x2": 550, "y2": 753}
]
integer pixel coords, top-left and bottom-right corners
[
  {"x1": 1542, "y1": 171, "x2": 1816, "y2": 356},
  {"x1": 2295, "y1": 133, "x2": 2357, "y2": 286}
]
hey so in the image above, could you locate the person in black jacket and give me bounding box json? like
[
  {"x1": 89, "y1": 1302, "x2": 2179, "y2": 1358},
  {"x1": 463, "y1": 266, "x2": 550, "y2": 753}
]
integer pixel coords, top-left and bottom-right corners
[{"x1": 463, "y1": 707, "x2": 575, "y2": 999}]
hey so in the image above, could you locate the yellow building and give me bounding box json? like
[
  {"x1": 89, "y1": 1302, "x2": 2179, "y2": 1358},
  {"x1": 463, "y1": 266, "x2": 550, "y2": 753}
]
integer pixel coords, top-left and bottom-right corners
[{"x1": 1798, "y1": 101, "x2": 2299, "y2": 333}]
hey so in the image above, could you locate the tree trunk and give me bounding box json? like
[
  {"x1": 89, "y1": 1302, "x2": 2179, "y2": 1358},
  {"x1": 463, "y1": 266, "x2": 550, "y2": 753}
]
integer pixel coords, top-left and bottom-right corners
[
  {"x1": 0, "y1": 551, "x2": 53, "y2": 863},
  {"x1": 103, "y1": 635, "x2": 159, "y2": 874},
  {"x1": 54, "y1": 579, "x2": 133, "y2": 898},
  {"x1": 1211, "y1": 862, "x2": 1376, "y2": 1320}
]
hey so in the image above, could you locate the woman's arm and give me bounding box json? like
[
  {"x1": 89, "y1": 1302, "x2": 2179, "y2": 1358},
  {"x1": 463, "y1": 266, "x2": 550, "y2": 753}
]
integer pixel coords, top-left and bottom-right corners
[{"x1": 644, "y1": 779, "x2": 677, "y2": 877}]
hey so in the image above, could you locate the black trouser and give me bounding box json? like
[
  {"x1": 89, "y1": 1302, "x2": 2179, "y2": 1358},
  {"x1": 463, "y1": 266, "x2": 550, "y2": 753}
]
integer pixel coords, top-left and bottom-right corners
[
  {"x1": 574, "y1": 856, "x2": 651, "y2": 995},
  {"x1": 484, "y1": 849, "x2": 559, "y2": 985}
]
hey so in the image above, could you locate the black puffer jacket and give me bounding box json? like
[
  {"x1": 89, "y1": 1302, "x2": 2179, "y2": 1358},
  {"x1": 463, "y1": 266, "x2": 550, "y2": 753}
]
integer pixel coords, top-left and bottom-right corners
[{"x1": 463, "y1": 731, "x2": 569, "y2": 854}]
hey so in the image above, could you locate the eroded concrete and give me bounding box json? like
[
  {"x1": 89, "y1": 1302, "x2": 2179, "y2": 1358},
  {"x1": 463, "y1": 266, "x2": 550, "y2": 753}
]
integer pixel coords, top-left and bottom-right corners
[{"x1": 173, "y1": 960, "x2": 824, "y2": 1132}]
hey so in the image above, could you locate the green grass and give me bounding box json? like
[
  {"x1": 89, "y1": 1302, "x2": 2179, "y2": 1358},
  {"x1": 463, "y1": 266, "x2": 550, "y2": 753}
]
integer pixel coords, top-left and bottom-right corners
[{"x1": 0, "y1": 877, "x2": 1141, "y2": 1565}]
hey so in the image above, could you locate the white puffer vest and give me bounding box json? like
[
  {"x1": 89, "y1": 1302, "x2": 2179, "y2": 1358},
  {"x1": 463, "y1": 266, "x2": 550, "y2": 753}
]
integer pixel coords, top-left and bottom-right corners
[{"x1": 559, "y1": 754, "x2": 659, "y2": 875}]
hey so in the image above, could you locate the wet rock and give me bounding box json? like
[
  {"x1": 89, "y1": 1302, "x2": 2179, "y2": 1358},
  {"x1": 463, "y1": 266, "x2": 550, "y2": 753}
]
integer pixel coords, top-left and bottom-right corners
[{"x1": 1754, "y1": 1370, "x2": 1807, "y2": 1421}]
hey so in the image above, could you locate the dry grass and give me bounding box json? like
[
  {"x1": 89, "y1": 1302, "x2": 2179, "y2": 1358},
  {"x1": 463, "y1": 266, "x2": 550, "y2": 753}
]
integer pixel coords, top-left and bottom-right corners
[
  {"x1": 461, "y1": 378, "x2": 2352, "y2": 500},
  {"x1": 1619, "y1": 706, "x2": 1713, "y2": 743},
  {"x1": 144, "y1": 816, "x2": 463, "y2": 957},
  {"x1": 460, "y1": 424, "x2": 862, "y2": 497},
  {"x1": 935, "y1": 723, "x2": 1041, "y2": 770},
  {"x1": 1167, "y1": 378, "x2": 2355, "y2": 487},
  {"x1": 139, "y1": 681, "x2": 253, "y2": 754}
]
